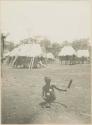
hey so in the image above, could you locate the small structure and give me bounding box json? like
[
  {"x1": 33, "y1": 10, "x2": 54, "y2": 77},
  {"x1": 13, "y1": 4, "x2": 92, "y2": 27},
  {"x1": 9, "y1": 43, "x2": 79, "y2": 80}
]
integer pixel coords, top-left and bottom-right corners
[
  {"x1": 46, "y1": 53, "x2": 55, "y2": 63},
  {"x1": 5, "y1": 43, "x2": 46, "y2": 69},
  {"x1": 77, "y1": 50, "x2": 90, "y2": 64},
  {"x1": 58, "y1": 46, "x2": 76, "y2": 65}
]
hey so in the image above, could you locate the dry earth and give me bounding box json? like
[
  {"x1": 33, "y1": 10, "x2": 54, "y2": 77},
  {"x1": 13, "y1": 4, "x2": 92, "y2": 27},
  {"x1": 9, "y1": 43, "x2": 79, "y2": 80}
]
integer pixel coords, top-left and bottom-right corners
[{"x1": 1, "y1": 63, "x2": 91, "y2": 124}]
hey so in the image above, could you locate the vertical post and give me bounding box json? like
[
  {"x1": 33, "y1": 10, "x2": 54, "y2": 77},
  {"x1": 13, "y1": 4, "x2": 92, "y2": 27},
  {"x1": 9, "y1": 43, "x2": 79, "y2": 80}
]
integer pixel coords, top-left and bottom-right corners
[
  {"x1": 9, "y1": 57, "x2": 14, "y2": 66},
  {"x1": 1, "y1": 34, "x2": 6, "y2": 61},
  {"x1": 28, "y1": 57, "x2": 35, "y2": 70},
  {"x1": 12, "y1": 56, "x2": 18, "y2": 67},
  {"x1": 31, "y1": 57, "x2": 34, "y2": 69},
  {"x1": 28, "y1": 57, "x2": 32, "y2": 70}
]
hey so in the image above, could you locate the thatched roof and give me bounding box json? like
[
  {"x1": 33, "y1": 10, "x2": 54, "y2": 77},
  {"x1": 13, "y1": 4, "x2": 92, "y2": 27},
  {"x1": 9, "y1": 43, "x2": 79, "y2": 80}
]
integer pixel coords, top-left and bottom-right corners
[
  {"x1": 77, "y1": 50, "x2": 89, "y2": 57},
  {"x1": 46, "y1": 53, "x2": 54, "y2": 59},
  {"x1": 8, "y1": 43, "x2": 43, "y2": 57},
  {"x1": 58, "y1": 46, "x2": 76, "y2": 56}
]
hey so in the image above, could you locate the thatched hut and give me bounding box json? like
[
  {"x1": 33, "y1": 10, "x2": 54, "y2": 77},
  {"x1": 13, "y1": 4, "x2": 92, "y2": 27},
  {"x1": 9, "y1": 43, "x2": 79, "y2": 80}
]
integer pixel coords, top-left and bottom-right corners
[
  {"x1": 46, "y1": 53, "x2": 55, "y2": 63},
  {"x1": 77, "y1": 50, "x2": 90, "y2": 64},
  {"x1": 5, "y1": 43, "x2": 46, "y2": 69},
  {"x1": 58, "y1": 46, "x2": 76, "y2": 65}
]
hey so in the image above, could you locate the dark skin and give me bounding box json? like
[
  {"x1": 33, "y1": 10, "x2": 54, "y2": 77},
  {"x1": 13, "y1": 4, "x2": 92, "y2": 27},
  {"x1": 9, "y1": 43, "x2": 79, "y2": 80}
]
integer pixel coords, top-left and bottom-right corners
[
  {"x1": 42, "y1": 80, "x2": 67, "y2": 103},
  {"x1": 40, "y1": 77, "x2": 72, "y2": 108},
  {"x1": 42, "y1": 83, "x2": 67, "y2": 96}
]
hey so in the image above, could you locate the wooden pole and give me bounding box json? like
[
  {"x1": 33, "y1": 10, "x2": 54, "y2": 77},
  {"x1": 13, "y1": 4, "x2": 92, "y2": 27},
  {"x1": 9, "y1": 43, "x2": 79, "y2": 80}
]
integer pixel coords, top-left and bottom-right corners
[
  {"x1": 9, "y1": 57, "x2": 14, "y2": 65},
  {"x1": 12, "y1": 56, "x2": 18, "y2": 67},
  {"x1": 31, "y1": 57, "x2": 34, "y2": 69},
  {"x1": 28, "y1": 57, "x2": 32, "y2": 70}
]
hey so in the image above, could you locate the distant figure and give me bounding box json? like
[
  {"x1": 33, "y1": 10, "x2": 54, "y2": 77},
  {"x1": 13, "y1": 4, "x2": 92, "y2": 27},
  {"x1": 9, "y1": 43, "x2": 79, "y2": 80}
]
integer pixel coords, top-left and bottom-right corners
[{"x1": 41, "y1": 77, "x2": 68, "y2": 108}]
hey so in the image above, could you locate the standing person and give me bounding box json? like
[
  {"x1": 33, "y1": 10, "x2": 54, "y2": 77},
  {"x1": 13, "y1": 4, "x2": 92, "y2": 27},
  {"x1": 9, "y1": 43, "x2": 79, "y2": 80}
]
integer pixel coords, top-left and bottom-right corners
[{"x1": 41, "y1": 77, "x2": 68, "y2": 108}]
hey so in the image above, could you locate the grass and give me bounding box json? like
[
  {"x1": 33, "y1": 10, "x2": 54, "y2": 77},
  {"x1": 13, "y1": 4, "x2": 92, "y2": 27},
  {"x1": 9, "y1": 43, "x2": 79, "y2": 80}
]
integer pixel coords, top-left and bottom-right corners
[{"x1": 1, "y1": 63, "x2": 91, "y2": 124}]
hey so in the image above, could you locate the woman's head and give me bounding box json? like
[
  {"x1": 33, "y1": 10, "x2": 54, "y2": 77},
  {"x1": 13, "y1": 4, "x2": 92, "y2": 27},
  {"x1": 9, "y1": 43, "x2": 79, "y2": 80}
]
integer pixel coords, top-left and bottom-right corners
[{"x1": 44, "y1": 76, "x2": 51, "y2": 85}]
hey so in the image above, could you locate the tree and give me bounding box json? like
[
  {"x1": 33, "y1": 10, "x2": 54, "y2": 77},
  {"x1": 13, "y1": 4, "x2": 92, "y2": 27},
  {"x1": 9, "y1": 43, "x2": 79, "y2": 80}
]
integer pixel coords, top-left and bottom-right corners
[
  {"x1": 51, "y1": 43, "x2": 61, "y2": 57},
  {"x1": 62, "y1": 40, "x2": 71, "y2": 47},
  {"x1": 72, "y1": 38, "x2": 89, "y2": 50},
  {"x1": 40, "y1": 38, "x2": 51, "y2": 53},
  {"x1": 4, "y1": 41, "x2": 15, "y2": 51}
]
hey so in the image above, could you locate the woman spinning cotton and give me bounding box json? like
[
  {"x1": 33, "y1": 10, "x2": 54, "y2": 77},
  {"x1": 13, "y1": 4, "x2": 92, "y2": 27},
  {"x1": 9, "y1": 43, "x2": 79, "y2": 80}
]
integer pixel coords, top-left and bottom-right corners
[{"x1": 41, "y1": 76, "x2": 72, "y2": 108}]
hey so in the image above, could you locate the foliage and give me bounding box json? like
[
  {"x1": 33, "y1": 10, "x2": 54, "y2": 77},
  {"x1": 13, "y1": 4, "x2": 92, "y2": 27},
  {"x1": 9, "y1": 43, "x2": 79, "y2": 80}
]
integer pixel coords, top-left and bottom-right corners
[
  {"x1": 40, "y1": 38, "x2": 51, "y2": 52},
  {"x1": 71, "y1": 39, "x2": 90, "y2": 50},
  {"x1": 4, "y1": 41, "x2": 15, "y2": 51},
  {"x1": 51, "y1": 43, "x2": 61, "y2": 57}
]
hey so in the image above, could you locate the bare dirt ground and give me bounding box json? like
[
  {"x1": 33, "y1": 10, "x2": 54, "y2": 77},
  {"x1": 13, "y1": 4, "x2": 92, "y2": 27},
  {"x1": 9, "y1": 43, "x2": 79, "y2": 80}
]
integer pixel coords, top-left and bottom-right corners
[{"x1": 1, "y1": 63, "x2": 91, "y2": 124}]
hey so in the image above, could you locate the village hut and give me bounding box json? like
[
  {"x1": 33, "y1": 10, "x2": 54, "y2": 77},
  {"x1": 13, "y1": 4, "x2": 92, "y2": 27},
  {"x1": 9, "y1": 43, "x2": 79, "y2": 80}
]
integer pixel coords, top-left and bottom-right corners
[
  {"x1": 58, "y1": 46, "x2": 76, "y2": 65},
  {"x1": 77, "y1": 50, "x2": 90, "y2": 64},
  {"x1": 6, "y1": 43, "x2": 46, "y2": 69},
  {"x1": 47, "y1": 53, "x2": 54, "y2": 59},
  {"x1": 46, "y1": 53, "x2": 55, "y2": 63}
]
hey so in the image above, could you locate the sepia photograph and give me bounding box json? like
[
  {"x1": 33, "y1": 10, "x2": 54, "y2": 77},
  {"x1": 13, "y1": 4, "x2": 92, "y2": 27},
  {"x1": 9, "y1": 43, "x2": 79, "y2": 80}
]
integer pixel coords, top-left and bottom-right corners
[{"x1": 0, "y1": 0, "x2": 91, "y2": 124}]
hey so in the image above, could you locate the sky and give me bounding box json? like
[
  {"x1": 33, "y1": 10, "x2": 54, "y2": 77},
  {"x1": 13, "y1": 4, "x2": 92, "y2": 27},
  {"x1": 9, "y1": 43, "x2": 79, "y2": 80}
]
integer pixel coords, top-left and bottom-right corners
[{"x1": 0, "y1": 1, "x2": 91, "y2": 44}]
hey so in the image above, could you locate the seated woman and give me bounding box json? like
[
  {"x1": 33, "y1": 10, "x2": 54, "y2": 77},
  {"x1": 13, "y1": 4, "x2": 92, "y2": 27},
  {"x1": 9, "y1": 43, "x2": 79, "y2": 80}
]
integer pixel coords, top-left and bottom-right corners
[{"x1": 41, "y1": 76, "x2": 67, "y2": 108}]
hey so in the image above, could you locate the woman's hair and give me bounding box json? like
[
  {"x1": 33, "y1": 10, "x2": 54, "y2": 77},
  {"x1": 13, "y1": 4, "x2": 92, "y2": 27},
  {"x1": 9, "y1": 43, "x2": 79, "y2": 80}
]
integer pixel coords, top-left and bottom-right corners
[{"x1": 44, "y1": 76, "x2": 51, "y2": 84}]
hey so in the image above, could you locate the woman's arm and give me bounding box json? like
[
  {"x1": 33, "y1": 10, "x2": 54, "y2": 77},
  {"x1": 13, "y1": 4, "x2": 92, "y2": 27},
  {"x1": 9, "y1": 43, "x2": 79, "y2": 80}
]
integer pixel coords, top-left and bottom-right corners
[{"x1": 52, "y1": 85, "x2": 67, "y2": 92}]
